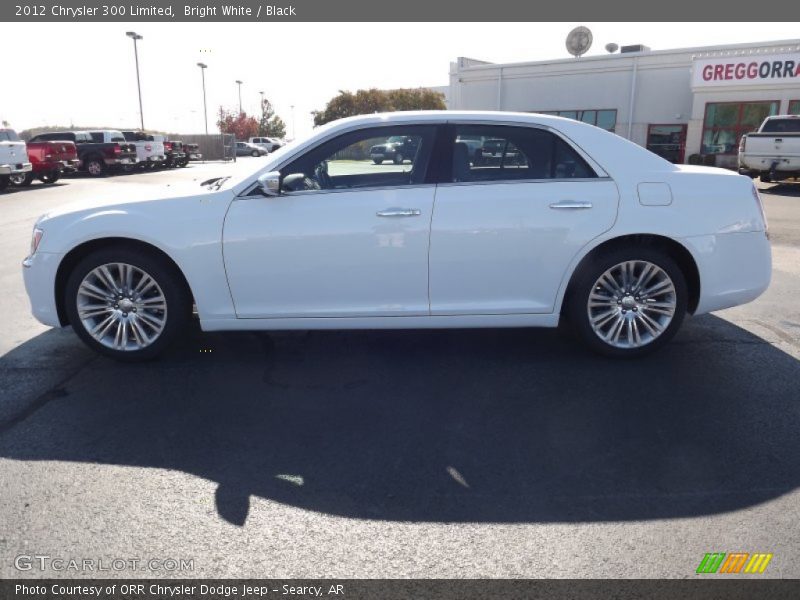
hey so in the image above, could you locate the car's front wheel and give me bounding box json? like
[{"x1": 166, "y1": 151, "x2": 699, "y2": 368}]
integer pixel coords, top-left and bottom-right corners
[
  {"x1": 566, "y1": 248, "x2": 687, "y2": 358},
  {"x1": 393, "y1": 153, "x2": 404, "y2": 165},
  {"x1": 65, "y1": 247, "x2": 191, "y2": 361}
]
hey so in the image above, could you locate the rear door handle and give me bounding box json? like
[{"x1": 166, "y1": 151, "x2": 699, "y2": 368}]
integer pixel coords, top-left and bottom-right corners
[
  {"x1": 376, "y1": 208, "x2": 422, "y2": 217},
  {"x1": 549, "y1": 200, "x2": 593, "y2": 209}
]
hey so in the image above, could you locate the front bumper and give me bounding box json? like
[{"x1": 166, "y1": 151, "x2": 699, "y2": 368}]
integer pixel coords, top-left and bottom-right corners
[
  {"x1": 0, "y1": 161, "x2": 33, "y2": 175},
  {"x1": 22, "y1": 251, "x2": 64, "y2": 328}
]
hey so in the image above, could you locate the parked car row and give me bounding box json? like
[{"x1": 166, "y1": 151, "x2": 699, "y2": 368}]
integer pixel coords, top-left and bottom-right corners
[{"x1": 0, "y1": 128, "x2": 206, "y2": 191}]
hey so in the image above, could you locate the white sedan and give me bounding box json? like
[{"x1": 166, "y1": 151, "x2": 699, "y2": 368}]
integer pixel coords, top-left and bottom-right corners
[{"x1": 22, "y1": 111, "x2": 771, "y2": 360}]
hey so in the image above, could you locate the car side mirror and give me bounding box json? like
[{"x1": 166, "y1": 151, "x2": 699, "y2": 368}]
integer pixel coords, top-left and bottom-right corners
[{"x1": 257, "y1": 171, "x2": 281, "y2": 196}]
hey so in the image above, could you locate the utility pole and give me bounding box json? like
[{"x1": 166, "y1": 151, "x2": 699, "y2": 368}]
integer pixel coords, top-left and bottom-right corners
[
  {"x1": 126, "y1": 32, "x2": 145, "y2": 130},
  {"x1": 197, "y1": 63, "x2": 208, "y2": 135},
  {"x1": 235, "y1": 80, "x2": 244, "y2": 114}
]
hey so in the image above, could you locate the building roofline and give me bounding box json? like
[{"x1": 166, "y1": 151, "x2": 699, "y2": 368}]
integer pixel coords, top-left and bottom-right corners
[{"x1": 455, "y1": 39, "x2": 800, "y2": 71}]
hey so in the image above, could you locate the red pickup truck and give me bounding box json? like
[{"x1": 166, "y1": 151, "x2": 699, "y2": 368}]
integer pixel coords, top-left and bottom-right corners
[{"x1": 12, "y1": 140, "x2": 80, "y2": 186}]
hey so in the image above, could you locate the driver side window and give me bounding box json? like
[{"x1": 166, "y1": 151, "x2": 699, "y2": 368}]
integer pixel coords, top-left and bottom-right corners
[{"x1": 280, "y1": 125, "x2": 435, "y2": 193}]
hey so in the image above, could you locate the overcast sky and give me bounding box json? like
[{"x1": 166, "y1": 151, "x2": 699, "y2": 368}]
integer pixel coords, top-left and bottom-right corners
[{"x1": 1, "y1": 22, "x2": 798, "y2": 138}]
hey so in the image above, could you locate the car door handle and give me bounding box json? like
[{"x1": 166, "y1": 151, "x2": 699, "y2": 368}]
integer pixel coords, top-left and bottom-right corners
[
  {"x1": 376, "y1": 208, "x2": 422, "y2": 217},
  {"x1": 549, "y1": 200, "x2": 593, "y2": 209}
]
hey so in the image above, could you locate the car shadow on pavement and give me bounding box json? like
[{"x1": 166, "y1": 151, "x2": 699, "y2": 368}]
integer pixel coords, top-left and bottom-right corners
[
  {"x1": 0, "y1": 314, "x2": 799, "y2": 526},
  {"x1": 761, "y1": 182, "x2": 800, "y2": 196}
]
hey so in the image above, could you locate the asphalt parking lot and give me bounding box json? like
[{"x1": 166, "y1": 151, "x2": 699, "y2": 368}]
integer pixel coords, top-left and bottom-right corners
[{"x1": 1, "y1": 164, "x2": 799, "y2": 578}]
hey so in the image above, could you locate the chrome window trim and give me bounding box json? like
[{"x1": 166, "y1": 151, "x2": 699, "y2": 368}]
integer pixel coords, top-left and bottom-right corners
[
  {"x1": 238, "y1": 182, "x2": 437, "y2": 199},
  {"x1": 436, "y1": 177, "x2": 612, "y2": 188}
]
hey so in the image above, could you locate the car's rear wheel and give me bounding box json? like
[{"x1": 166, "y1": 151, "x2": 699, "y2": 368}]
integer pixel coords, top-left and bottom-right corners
[
  {"x1": 251, "y1": 150, "x2": 260, "y2": 157},
  {"x1": 85, "y1": 157, "x2": 106, "y2": 177},
  {"x1": 65, "y1": 247, "x2": 191, "y2": 361},
  {"x1": 372, "y1": 158, "x2": 383, "y2": 165},
  {"x1": 566, "y1": 247, "x2": 687, "y2": 358},
  {"x1": 11, "y1": 173, "x2": 34, "y2": 186},
  {"x1": 39, "y1": 170, "x2": 59, "y2": 184}
]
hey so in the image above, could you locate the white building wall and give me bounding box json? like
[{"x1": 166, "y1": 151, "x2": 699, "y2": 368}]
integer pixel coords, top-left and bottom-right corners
[{"x1": 450, "y1": 39, "x2": 800, "y2": 165}]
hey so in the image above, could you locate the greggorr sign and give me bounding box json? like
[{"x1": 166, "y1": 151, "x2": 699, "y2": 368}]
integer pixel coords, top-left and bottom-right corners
[{"x1": 692, "y1": 53, "x2": 800, "y2": 88}]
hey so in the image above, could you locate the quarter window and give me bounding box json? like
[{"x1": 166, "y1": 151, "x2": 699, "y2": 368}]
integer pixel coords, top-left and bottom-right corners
[
  {"x1": 451, "y1": 125, "x2": 596, "y2": 183},
  {"x1": 701, "y1": 101, "x2": 779, "y2": 155},
  {"x1": 280, "y1": 126, "x2": 435, "y2": 192}
]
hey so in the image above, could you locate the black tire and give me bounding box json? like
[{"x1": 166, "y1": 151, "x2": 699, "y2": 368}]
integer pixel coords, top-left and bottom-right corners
[
  {"x1": 372, "y1": 158, "x2": 383, "y2": 165},
  {"x1": 393, "y1": 153, "x2": 404, "y2": 165},
  {"x1": 179, "y1": 159, "x2": 189, "y2": 167},
  {"x1": 84, "y1": 156, "x2": 106, "y2": 177},
  {"x1": 760, "y1": 173, "x2": 773, "y2": 183},
  {"x1": 39, "y1": 171, "x2": 59, "y2": 184},
  {"x1": 12, "y1": 172, "x2": 34, "y2": 186},
  {"x1": 565, "y1": 246, "x2": 688, "y2": 358},
  {"x1": 64, "y1": 246, "x2": 192, "y2": 362},
  {"x1": 251, "y1": 150, "x2": 260, "y2": 157}
]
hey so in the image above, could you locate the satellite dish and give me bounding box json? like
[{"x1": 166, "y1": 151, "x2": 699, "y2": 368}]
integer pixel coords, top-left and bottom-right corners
[
  {"x1": 605, "y1": 43, "x2": 619, "y2": 54},
  {"x1": 566, "y1": 26, "x2": 593, "y2": 58}
]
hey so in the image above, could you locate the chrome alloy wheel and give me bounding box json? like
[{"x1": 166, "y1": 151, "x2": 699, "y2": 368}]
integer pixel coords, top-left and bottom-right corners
[
  {"x1": 87, "y1": 160, "x2": 103, "y2": 176},
  {"x1": 586, "y1": 260, "x2": 677, "y2": 349},
  {"x1": 76, "y1": 263, "x2": 167, "y2": 351}
]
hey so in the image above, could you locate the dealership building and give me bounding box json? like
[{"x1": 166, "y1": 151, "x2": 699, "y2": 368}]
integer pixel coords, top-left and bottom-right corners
[{"x1": 448, "y1": 39, "x2": 800, "y2": 168}]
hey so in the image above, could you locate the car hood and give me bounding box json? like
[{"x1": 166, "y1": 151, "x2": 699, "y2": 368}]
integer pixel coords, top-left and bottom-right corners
[{"x1": 37, "y1": 179, "x2": 232, "y2": 224}]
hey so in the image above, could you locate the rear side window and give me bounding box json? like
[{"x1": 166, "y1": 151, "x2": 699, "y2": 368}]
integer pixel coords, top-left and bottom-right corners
[
  {"x1": 0, "y1": 130, "x2": 20, "y2": 141},
  {"x1": 451, "y1": 125, "x2": 596, "y2": 183},
  {"x1": 761, "y1": 119, "x2": 800, "y2": 133},
  {"x1": 89, "y1": 132, "x2": 104, "y2": 143}
]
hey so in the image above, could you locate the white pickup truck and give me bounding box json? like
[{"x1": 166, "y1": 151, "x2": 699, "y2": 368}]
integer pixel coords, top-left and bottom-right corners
[
  {"x1": 738, "y1": 114, "x2": 800, "y2": 182},
  {"x1": 121, "y1": 130, "x2": 166, "y2": 170},
  {"x1": 0, "y1": 129, "x2": 32, "y2": 191}
]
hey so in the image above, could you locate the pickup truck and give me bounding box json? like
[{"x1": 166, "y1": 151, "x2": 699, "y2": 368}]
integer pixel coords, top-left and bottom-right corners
[
  {"x1": 158, "y1": 137, "x2": 186, "y2": 168},
  {"x1": 184, "y1": 143, "x2": 202, "y2": 163},
  {"x1": 738, "y1": 114, "x2": 800, "y2": 182},
  {"x1": 28, "y1": 131, "x2": 137, "y2": 177},
  {"x1": 0, "y1": 129, "x2": 33, "y2": 191},
  {"x1": 121, "y1": 131, "x2": 166, "y2": 170},
  {"x1": 11, "y1": 139, "x2": 79, "y2": 186}
]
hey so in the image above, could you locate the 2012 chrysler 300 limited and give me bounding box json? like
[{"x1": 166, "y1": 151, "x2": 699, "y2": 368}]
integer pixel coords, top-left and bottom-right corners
[{"x1": 22, "y1": 111, "x2": 771, "y2": 360}]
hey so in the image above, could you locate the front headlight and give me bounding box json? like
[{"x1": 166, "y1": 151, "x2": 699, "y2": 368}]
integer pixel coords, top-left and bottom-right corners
[{"x1": 30, "y1": 227, "x2": 44, "y2": 255}]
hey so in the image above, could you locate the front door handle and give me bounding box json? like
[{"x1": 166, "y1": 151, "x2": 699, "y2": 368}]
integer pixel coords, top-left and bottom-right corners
[
  {"x1": 549, "y1": 200, "x2": 593, "y2": 209},
  {"x1": 376, "y1": 208, "x2": 422, "y2": 217}
]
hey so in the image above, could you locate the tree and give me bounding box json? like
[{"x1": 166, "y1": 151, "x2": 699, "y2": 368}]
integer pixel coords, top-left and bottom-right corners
[
  {"x1": 312, "y1": 88, "x2": 446, "y2": 127},
  {"x1": 258, "y1": 98, "x2": 287, "y2": 138},
  {"x1": 216, "y1": 107, "x2": 259, "y2": 140}
]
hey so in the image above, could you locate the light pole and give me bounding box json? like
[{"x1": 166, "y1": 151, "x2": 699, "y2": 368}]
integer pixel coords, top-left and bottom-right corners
[
  {"x1": 290, "y1": 104, "x2": 295, "y2": 140},
  {"x1": 197, "y1": 62, "x2": 208, "y2": 135},
  {"x1": 125, "y1": 31, "x2": 144, "y2": 130},
  {"x1": 235, "y1": 80, "x2": 243, "y2": 114}
]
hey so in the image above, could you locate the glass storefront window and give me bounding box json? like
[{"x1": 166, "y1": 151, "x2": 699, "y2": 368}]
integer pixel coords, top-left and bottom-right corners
[
  {"x1": 701, "y1": 101, "x2": 779, "y2": 155},
  {"x1": 789, "y1": 100, "x2": 800, "y2": 115},
  {"x1": 536, "y1": 109, "x2": 617, "y2": 132}
]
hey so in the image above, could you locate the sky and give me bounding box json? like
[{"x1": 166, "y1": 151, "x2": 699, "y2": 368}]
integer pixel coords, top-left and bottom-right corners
[{"x1": 1, "y1": 22, "x2": 799, "y2": 138}]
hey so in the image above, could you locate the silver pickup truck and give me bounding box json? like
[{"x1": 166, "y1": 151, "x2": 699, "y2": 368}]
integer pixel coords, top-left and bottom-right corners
[
  {"x1": 0, "y1": 129, "x2": 32, "y2": 191},
  {"x1": 738, "y1": 115, "x2": 800, "y2": 182}
]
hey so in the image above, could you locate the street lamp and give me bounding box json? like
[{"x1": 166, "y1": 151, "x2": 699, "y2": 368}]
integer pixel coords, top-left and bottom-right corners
[
  {"x1": 290, "y1": 104, "x2": 295, "y2": 140},
  {"x1": 197, "y1": 62, "x2": 208, "y2": 135},
  {"x1": 235, "y1": 80, "x2": 243, "y2": 114},
  {"x1": 125, "y1": 31, "x2": 144, "y2": 130}
]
